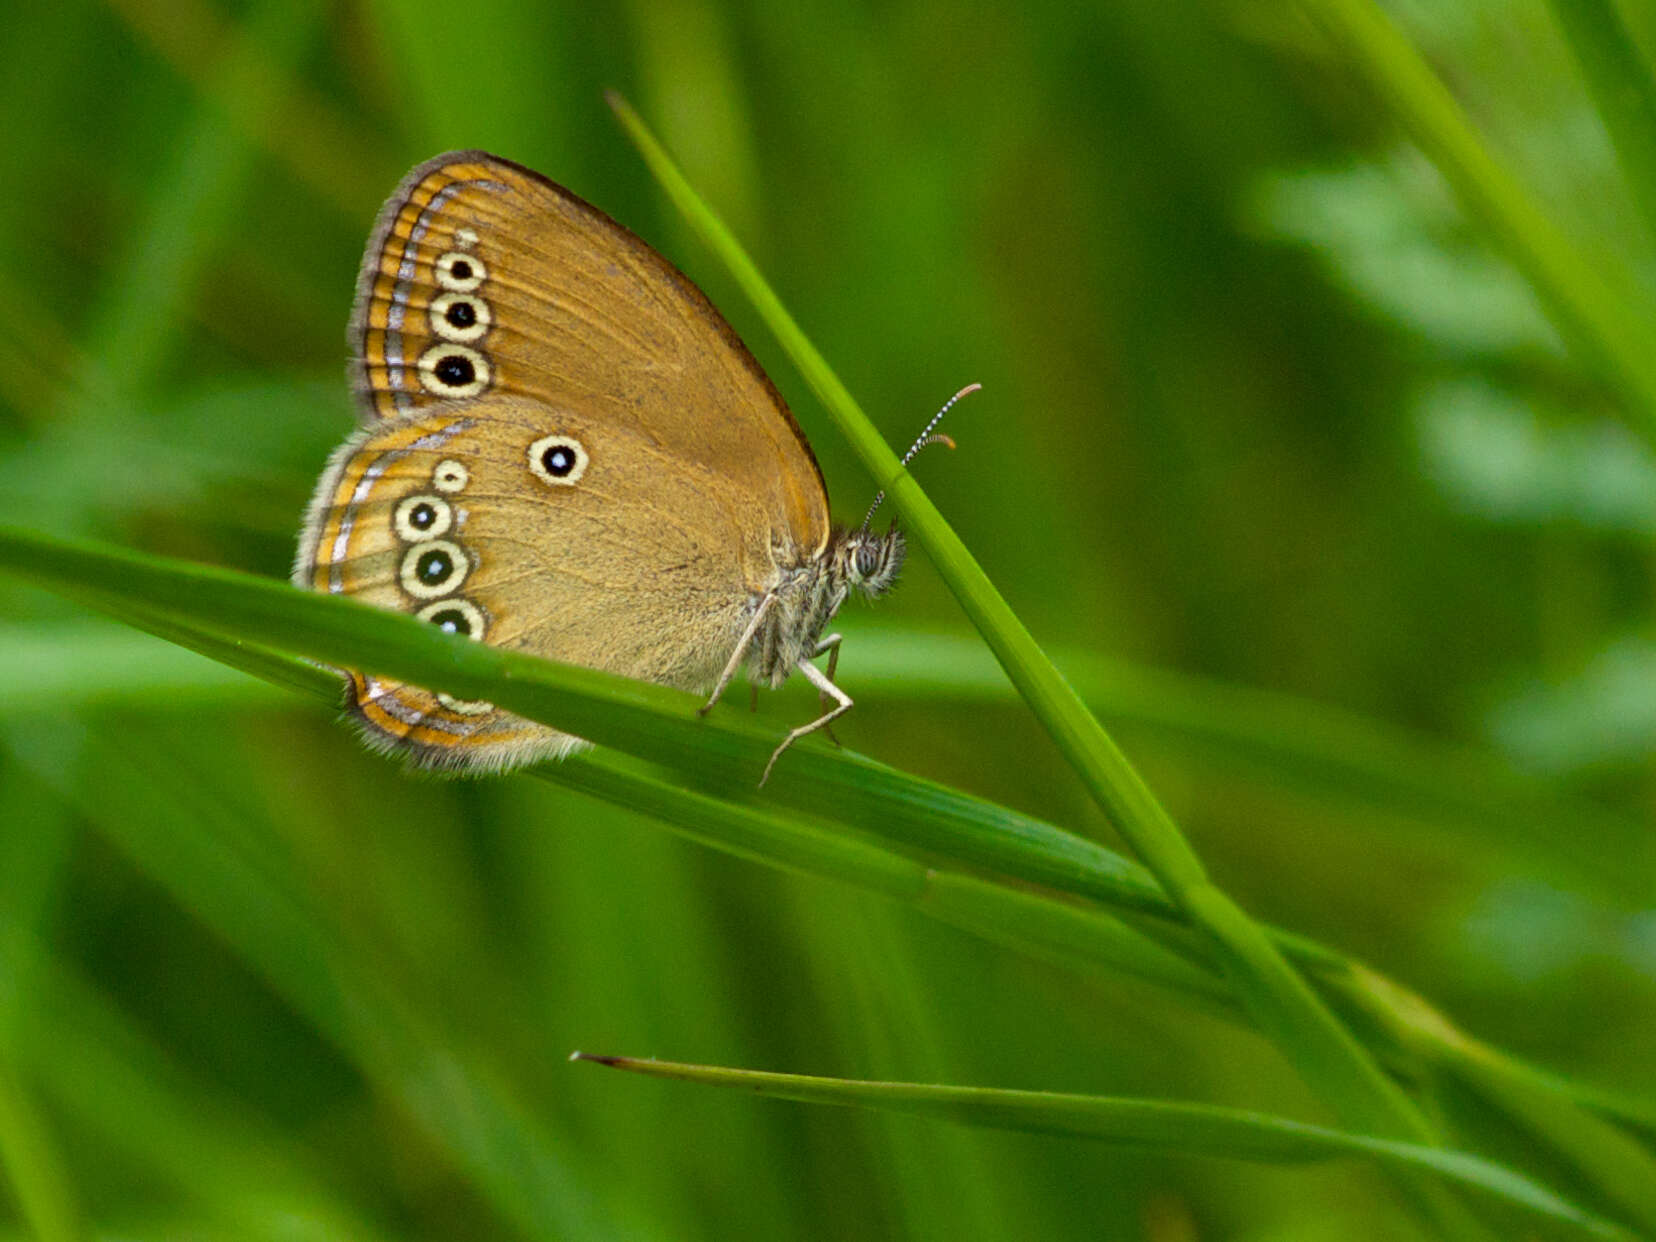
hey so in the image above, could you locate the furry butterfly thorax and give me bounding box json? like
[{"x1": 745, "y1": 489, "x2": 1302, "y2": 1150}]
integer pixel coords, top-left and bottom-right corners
[{"x1": 294, "y1": 150, "x2": 905, "y2": 778}]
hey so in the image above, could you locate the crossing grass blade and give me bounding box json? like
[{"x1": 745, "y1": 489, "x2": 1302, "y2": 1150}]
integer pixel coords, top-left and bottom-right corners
[
  {"x1": 603, "y1": 95, "x2": 1481, "y2": 1238},
  {"x1": 7, "y1": 523, "x2": 1656, "y2": 1232}
]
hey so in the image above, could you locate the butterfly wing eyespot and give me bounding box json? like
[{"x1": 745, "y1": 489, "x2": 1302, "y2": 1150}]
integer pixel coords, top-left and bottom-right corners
[
  {"x1": 432, "y1": 459, "x2": 469, "y2": 492},
  {"x1": 393, "y1": 494, "x2": 454, "y2": 541},
  {"x1": 398, "y1": 539, "x2": 470, "y2": 599},
  {"x1": 435, "y1": 250, "x2": 487, "y2": 292},
  {"x1": 527, "y1": 434, "x2": 588, "y2": 486},
  {"x1": 418, "y1": 344, "x2": 491, "y2": 397},
  {"x1": 416, "y1": 597, "x2": 487, "y2": 638},
  {"x1": 428, "y1": 291, "x2": 491, "y2": 343}
]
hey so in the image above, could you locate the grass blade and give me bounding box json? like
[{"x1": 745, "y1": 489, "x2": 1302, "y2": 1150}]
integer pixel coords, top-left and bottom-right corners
[
  {"x1": 604, "y1": 94, "x2": 1463, "y2": 1192},
  {"x1": 1547, "y1": 0, "x2": 1656, "y2": 246},
  {"x1": 0, "y1": 525, "x2": 1172, "y2": 916},
  {"x1": 9, "y1": 525, "x2": 1654, "y2": 1230},
  {"x1": 573, "y1": 1055, "x2": 1639, "y2": 1242},
  {"x1": 1295, "y1": 0, "x2": 1656, "y2": 442}
]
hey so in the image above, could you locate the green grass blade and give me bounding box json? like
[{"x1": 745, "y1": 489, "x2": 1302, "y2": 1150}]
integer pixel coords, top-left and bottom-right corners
[
  {"x1": 0, "y1": 1067, "x2": 84, "y2": 1242},
  {"x1": 15, "y1": 612, "x2": 1656, "y2": 1153},
  {"x1": 1447, "y1": 1042, "x2": 1656, "y2": 1231},
  {"x1": 550, "y1": 751, "x2": 1233, "y2": 1008},
  {"x1": 573, "y1": 1056, "x2": 1639, "y2": 1242},
  {"x1": 605, "y1": 95, "x2": 1459, "y2": 1179},
  {"x1": 1295, "y1": 0, "x2": 1656, "y2": 443},
  {"x1": 1311, "y1": 961, "x2": 1656, "y2": 1232},
  {"x1": 1547, "y1": 0, "x2": 1656, "y2": 246},
  {"x1": 11, "y1": 529, "x2": 1653, "y2": 1230},
  {"x1": 0, "y1": 527, "x2": 1230, "y2": 1013},
  {"x1": 851, "y1": 627, "x2": 1650, "y2": 904},
  {"x1": 0, "y1": 525, "x2": 1172, "y2": 918},
  {"x1": 12, "y1": 616, "x2": 1642, "y2": 911}
]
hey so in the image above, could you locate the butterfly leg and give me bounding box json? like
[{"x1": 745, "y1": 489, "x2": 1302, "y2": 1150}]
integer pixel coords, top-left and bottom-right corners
[
  {"x1": 759, "y1": 658, "x2": 852, "y2": 786},
  {"x1": 813, "y1": 633, "x2": 844, "y2": 747},
  {"x1": 701, "y1": 592, "x2": 775, "y2": 717}
]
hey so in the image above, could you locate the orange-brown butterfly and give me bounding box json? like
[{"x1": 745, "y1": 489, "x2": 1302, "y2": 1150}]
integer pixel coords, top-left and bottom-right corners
[{"x1": 294, "y1": 151, "x2": 911, "y2": 781}]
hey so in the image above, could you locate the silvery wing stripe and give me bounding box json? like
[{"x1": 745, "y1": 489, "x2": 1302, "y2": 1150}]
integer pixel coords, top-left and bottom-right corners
[
  {"x1": 327, "y1": 419, "x2": 475, "y2": 593},
  {"x1": 362, "y1": 678, "x2": 484, "y2": 737},
  {"x1": 329, "y1": 452, "x2": 399, "y2": 593},
  {"x1": 411, "y1": 419, "x2": 474, "y2": 450},
  {"x1": 387, "y1": 182, "x2": 465, "y2": 411}
]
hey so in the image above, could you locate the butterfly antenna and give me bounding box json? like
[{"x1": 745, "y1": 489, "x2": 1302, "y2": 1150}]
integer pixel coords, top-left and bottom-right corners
[{"x1": 861, "y1": 382, "x2": 979, "y2": 530}]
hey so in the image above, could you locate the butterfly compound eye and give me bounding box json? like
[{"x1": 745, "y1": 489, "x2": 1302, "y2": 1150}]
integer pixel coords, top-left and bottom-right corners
[{"x1": 854, "y1": 541, "x2": 882, "y2": 580}]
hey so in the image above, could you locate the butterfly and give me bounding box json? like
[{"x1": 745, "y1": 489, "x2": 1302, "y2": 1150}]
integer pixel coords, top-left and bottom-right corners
[{"x1": 294, "y1": 151, "x2": 909, "y2": 781}]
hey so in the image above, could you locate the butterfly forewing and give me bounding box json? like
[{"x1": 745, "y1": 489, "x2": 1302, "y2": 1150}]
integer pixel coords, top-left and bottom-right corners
[{"x1": 351, "y1": 150, "x2": 831, "y2": 565}]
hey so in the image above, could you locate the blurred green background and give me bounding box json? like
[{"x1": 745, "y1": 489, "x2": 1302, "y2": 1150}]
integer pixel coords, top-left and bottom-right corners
[{"x1": 3, "y1": 0, "x2": 1656, "y2": 1238}]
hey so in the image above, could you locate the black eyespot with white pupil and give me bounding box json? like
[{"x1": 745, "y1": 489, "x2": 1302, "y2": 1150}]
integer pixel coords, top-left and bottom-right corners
[
  {"x1": 416, "y1": 596, "x2": 486, "y2": 639},
  {"x1": 418, "y1": 549, "x2": 451, "y2": 583},
  {"x1": 393, "y1": 493, "x2": 453, "y2": 541},
  {"x1": 417, "y1": 343, "x2": 489, "y2": 397},
  {"x1": 527, "y1": 434, "x2": 589, "y2": 486},
  {"x1": 428, "y1": 606, "x2": 468, "y2": 634},
  {"x1": 428, "y1": 291, "x2": 491, "y2": 343},
  {"x1": 399, "y1": 538, "x2": 468, "y2": 599}
]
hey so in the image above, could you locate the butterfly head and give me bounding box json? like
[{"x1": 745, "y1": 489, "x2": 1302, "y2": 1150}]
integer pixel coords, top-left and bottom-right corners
[
  {"x1": 838, "y1": 524, "x2": 905, "y2": 599},
  {"x1": 844, "y1": 382, "x2": 975, "y2": 602}
]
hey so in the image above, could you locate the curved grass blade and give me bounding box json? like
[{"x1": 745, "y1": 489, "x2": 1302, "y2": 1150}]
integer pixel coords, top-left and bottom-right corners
[
  {"x1": 0, "y1": 1066, "x2": 84, "y2": 1242},
  {"x1": 604, "y1": 95, "x2": 1460, "y2": 1203},
  {"x1": 850, "y1": 627, "x2": 1652, "y2": 906},
  {"x1": 572, "y1": 1055, "x2": 1639, "y2": 1242},
  {"x1": 8, "y1": 526, "x2": 1654, "y2": 1229},
  {"x1": 0, "y1": 527, "x2": 1231, "y2": 1010},
  {"x1": 1294, "y1": 0, "x2": 1656, "y2": 442},
  {"x1": 0, "y1": 526, "x2": 1172, "y2": 917},
  {"x1": 1547, "y1": 0, "x2": 1656, "y2": 247},
  {"x1": 11, "y1": 615, "x2": 1646, "y2": 911}
]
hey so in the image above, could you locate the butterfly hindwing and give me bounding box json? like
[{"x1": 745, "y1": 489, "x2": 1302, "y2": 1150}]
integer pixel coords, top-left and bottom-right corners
[
  {"x1": 295, "y1": 397, "x2": 763, "y2": 770},
  {"x1": 294, "y1": 405, "x2": 568, "y2": 768}
]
